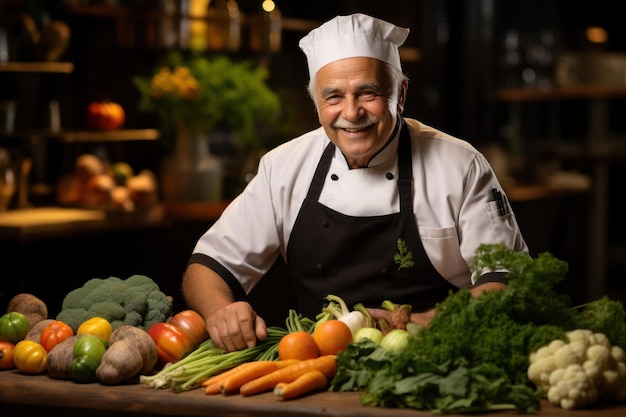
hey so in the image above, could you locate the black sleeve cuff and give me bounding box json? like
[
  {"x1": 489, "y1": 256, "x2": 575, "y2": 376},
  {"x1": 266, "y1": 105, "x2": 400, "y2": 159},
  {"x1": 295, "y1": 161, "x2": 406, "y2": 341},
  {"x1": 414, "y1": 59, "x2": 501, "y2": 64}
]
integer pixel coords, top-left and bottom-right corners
[
  {"x1": 473, "y1": 271, "x2": 508, "y2": 287},
  {"x1": 187, "y1": 253, "x2": 248, "y2": 301}
]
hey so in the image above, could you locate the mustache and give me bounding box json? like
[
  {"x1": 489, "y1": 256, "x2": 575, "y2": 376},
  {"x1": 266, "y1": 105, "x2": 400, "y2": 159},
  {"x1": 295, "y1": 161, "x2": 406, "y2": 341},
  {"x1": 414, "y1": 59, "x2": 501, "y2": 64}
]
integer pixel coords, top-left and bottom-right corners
[{"x1": 333, "y1": 116, "x2": 378, "y2": 130}]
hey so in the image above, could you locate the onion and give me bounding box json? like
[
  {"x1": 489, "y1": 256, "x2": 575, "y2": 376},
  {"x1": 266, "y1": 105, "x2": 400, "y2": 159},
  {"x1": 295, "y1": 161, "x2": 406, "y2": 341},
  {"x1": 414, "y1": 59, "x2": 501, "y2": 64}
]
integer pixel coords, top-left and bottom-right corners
[
  {"x1": 380, "y1": 329, "x2": 412, "y2": 353},
  {"x1": 353, "y1": 327, "x2": 384, "y2": 345}
]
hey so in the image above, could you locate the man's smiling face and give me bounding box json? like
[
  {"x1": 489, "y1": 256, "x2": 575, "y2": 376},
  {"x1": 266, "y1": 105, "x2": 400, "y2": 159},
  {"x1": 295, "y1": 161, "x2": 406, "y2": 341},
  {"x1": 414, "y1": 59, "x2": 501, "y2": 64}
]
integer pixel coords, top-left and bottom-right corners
[{"x1": 314, "y1": 57, "x2": 404, "y2": 168}]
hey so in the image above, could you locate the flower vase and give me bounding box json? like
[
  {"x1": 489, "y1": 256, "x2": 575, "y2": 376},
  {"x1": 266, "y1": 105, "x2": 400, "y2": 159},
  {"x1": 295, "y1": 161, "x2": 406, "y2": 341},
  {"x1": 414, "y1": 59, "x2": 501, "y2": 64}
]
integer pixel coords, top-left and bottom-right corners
[{"x1": 160, "y1": 124, "x2": 223, "y2": 203}]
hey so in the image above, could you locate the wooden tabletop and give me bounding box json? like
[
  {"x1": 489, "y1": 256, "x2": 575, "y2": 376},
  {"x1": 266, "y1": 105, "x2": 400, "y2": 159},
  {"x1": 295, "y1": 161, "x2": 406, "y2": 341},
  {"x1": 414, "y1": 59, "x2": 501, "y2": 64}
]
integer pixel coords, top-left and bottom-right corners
[{"x1": 0, "y1": 370, "x2": 623, "y2": 417}]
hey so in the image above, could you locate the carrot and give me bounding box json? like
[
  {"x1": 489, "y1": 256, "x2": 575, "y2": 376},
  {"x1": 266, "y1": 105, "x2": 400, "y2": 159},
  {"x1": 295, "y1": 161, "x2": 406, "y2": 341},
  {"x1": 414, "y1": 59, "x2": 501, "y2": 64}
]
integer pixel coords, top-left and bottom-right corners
[
  {"x1": 220, "y1": 361, "x2": 284, "y2": 393},
  {"x1": 274, "y1": 370, "x2": 328, "y2": 400},
  {"x1": 202, "y1": 364, "x2": 245, "y2": 388},
  {"x1": 203, "y1": 362, "x2": 260, "y2": 394},
  {"x1": 204, "y1": 382, "x2": 225, "y2": 395},
  {"x1": 203, "y1": 360, "x2": 300, "y2": 394},
  {"x1": 239, "y1": 355, "x2": 337, "y2": 396}
]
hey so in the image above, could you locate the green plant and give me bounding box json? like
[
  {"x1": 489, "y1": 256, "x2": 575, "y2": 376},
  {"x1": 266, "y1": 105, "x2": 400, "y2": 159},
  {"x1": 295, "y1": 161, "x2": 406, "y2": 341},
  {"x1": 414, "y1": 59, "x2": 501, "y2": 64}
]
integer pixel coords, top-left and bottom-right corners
[
  {"x1": 394, "y1": 238, "x2": 414, "y2": 270},
  {"x1": 133, "y1": 52, "x2": 281, "y2": 150}
]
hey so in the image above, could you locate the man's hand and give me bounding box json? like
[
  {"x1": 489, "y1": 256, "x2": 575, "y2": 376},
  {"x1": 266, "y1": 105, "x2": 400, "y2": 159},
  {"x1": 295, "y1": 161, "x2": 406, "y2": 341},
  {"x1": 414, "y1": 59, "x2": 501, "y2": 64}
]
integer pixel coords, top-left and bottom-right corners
[{"x1": 205, "y1": 301, "x2": 267, "y2": 352}]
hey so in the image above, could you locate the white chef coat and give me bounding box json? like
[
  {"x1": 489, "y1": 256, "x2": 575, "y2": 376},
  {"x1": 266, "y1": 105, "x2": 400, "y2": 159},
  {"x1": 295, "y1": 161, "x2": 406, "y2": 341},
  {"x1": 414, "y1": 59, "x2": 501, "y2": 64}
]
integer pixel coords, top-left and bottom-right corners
[{"x1": 192, "y1": 118, "x2": 528, "y2": 294}]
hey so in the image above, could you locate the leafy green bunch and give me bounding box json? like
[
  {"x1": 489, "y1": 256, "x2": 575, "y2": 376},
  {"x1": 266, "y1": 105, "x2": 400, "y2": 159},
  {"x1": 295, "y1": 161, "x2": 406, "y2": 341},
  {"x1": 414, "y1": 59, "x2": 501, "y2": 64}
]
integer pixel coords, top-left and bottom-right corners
[
  {"x1": 332, "y1": 339, "x2": 541, "y2": 414},
  {"x1": 330, "y1": 244, "x2": 626, "y2": 414}
]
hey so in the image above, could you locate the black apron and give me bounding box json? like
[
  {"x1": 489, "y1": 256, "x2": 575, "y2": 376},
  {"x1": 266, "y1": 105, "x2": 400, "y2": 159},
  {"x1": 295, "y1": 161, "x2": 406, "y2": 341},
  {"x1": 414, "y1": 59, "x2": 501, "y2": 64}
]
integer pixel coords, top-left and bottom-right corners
[{"x1": 286, "y1": 119, "x2": 457, "y2": 318}]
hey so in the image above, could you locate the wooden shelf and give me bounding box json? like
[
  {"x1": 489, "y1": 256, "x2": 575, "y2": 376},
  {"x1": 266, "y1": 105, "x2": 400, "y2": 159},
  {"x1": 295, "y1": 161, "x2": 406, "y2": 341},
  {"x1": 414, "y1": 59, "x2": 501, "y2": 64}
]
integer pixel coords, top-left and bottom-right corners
[
  {"x1": 58, "y1": 128, "x2": 160, "y2": 143},
  {"x1": 497, "y1": 81, "x2": 626, "y2": 302},
  {"x1": 493, "y1": 85, "x2": 626, "y2": 102},
  {"x1": 0, "y1": 129, "x2": 160, "y2": 143},
  {"x1": 0, "y1": 62, "x2": 74, "y2": 73}
]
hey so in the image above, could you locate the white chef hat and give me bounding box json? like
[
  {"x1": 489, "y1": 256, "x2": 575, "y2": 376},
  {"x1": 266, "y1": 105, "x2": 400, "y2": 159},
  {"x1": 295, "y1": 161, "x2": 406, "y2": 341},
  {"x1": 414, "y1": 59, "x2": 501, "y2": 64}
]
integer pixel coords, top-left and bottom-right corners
[{"x1": 298, "y1": 13, "x2": 410, "y2": 78}]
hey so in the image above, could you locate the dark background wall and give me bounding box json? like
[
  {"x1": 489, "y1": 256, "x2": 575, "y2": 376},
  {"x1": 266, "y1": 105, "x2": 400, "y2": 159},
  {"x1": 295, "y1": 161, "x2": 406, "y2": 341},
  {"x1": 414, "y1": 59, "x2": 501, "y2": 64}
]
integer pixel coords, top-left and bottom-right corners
[{"x1": 1, "y1": 0, "x2": 625, "y2": 316}]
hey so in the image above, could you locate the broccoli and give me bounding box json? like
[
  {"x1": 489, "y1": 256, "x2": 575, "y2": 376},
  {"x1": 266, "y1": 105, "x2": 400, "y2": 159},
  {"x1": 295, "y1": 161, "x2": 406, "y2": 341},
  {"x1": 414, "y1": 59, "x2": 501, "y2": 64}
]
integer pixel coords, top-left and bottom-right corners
[
  {"x1": 57, "y1": 274, "x2": 173, "y2": 332},
  {"x1": 89, "y1": 301, "x2": 125, "y2": 320}
]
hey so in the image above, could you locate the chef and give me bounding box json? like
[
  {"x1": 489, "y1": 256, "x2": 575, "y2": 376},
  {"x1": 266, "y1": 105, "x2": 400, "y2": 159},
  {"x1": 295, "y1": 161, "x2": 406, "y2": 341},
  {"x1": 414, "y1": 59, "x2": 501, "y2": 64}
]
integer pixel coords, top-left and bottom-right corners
[{"x1": 182, "y1": 13, "x2": 528, "y2": 352}]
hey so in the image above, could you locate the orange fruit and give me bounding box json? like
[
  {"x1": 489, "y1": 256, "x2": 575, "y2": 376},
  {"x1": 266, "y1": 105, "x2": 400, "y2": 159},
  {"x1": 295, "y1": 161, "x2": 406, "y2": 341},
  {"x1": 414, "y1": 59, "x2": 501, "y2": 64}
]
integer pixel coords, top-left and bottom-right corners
[
  {"x1": 313, "y1": 320, "x2": 353, "y2": 356},
  {"x1": 277, "y1": 331, "x2": 319, "y2": 361}
]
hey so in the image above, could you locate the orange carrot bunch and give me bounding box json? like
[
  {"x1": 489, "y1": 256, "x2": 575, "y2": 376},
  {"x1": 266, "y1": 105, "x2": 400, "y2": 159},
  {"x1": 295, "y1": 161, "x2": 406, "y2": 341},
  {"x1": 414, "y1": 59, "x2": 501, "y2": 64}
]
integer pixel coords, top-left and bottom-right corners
[{"x1": 203, "y1": 355, "x2": 337, "y2": 400}]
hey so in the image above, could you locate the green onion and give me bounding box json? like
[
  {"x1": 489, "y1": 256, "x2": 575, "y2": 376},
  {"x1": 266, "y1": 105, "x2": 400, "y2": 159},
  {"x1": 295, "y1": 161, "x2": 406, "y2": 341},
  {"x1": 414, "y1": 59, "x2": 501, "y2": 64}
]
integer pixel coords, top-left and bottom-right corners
[{"x1": 140, "y1": 309, "x2": 315, "y2": 392}]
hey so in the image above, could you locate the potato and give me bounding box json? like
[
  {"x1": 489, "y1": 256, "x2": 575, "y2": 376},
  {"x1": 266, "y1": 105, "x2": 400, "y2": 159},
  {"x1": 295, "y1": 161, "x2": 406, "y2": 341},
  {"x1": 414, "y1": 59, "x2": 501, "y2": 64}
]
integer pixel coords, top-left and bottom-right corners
[
  {"x1": 24, "y1": 313, "x2": 46, "y2": 330},
  {"x1": 96, "y1": 339, "x2": 143, "y2": 385},
  {"x1": 7, "y1": 293, "x2": 48, "y2": 321},
  {"x1": 109, "y1": 325, "x2": 158, "y2": 374},
  {"x1": 25, "y1": 318, "x2": 55, "y2": 343},
  {"x1": 47, "y1": 335, "x2": 77, "y2": 380}
]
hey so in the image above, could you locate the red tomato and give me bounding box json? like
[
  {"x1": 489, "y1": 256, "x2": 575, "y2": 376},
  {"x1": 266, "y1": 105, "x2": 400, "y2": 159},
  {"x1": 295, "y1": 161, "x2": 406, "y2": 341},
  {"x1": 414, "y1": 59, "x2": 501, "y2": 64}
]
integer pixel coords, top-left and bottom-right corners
[
  {"x1": 168, "y1": 310, "x2": 208, "y2": 348},
  {"x1": 40, "y1": 320, "x2": 74, "y2": 352},
  {"x1": 147, "y1": 322, "x2": 194, "y2": 366},
  {"x1": 313, "y1": 320, "x2": 353, "y2": 356},
  {"x1": 86, "y1": 101, "x2": 125, "y2": 130},
  {"x1": 0, "y1": 341, "x2": 16, "y2": 369},
  {"x1": 277, "y1": 331, "x2": 319, "y2": 361}
]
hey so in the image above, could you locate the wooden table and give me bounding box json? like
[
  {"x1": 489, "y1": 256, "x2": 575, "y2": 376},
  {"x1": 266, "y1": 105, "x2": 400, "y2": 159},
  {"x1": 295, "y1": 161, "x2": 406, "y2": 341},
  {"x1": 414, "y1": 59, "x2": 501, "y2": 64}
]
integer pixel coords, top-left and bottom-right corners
[{"x1": 0, "y1": 370, "x2": 623, "y2": 417}]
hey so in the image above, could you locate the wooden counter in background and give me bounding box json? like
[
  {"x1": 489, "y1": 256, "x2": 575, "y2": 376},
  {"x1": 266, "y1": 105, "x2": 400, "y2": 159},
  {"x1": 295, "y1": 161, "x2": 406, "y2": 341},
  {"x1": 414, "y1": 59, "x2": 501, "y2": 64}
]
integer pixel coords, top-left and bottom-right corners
[
  {"x1": 0, "y1": 201, "x2": 232, "y2": 243},
  {"x1": 0, "y1": 369, "x2": 623, "y2": 417}
]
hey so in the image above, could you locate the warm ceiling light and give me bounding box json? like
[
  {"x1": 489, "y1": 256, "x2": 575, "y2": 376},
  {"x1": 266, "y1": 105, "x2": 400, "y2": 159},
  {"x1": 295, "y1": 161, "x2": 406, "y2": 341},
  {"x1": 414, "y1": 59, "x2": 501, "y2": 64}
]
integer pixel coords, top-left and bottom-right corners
[
  {"x1": 585, "y1": 26, "x2": 608, "y2": 44},
  {"x1": 262, "y1": 0, "x2": 275, "y2": 12}
]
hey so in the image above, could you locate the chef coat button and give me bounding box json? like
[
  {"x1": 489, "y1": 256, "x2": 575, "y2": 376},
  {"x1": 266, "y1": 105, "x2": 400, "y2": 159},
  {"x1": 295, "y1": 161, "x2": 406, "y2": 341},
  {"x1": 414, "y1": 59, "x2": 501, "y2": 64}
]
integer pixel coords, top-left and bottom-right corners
[
  {"x1": 316, "y1": 262, "x2": 324, "y2": 270},
  {"x1": 381, "y1": 267, "x2": 388, "y2": 274},
  {"x1": 385, "y1": 172, "x2": 394, "y2": 180},
  {"x1": 330, "y1": 174, "x2": 339, "y2": 181},
  {"x1": 321, "y1": 220, "x2": 329, "y2": 228}
]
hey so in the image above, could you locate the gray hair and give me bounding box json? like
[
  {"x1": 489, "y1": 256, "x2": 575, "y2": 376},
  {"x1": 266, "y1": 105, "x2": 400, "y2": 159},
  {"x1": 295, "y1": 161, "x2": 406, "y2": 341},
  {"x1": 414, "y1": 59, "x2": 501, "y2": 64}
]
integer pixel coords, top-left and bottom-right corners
[{"x1": 306, "y1": 61, "x2": 408, "y2": 113}]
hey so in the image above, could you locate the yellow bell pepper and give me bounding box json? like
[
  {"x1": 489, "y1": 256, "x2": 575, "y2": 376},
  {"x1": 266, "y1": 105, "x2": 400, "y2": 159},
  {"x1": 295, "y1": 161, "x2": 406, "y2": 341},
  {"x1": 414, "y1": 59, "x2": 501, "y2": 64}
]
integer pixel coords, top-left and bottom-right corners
[
  {"x1": 76, "y1": 317, "x2": 113, "y2": 343},
  {"x1": 14, "y1": 340, "x2": 47, "y2": 374}
]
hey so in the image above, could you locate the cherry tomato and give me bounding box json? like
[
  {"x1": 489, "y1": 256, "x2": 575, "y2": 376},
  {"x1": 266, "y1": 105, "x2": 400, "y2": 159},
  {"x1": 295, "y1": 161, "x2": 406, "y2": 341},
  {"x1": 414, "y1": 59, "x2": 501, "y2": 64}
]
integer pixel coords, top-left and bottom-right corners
[
  {"x1": 147, "y1": 322, "x2": 194, "y2": 366},
  {"x1": 69, "y1": 355, "x2": 100, "y2": 382},
  {"x1": 168, "y1": 310, "x2": 208, "y2": 348},
  {"x1": 77, "y1": 317, "x2": 112, "y2": 343},
  {"x1": 13, "y1": 340, "x2": 47, "y2": 374},
  {"x1": 70, "y1": 334, "x2": 107, "y2": 382},
  {"x1": 0, "y1": 341, "x2": 16, "y2": 369},
  {"x1": 0, "y1": 312, "x2": 30, "y2": 343},
  {"x1": 40, "y1": 320, "x2": 74, "y2": 352},
  {"x1": 73, "y1": 334, "x2": 107, "y2": 363}
]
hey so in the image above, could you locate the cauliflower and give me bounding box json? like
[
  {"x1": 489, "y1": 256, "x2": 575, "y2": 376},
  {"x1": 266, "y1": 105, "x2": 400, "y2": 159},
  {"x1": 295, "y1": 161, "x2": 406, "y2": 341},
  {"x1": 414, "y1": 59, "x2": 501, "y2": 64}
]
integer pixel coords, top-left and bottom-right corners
[
  {"x1": 528, "y1": 329, "x2": 626, "y2": 409},
  {"x1": 57, "y1": 275, "x2": 172, "y2": 332}
]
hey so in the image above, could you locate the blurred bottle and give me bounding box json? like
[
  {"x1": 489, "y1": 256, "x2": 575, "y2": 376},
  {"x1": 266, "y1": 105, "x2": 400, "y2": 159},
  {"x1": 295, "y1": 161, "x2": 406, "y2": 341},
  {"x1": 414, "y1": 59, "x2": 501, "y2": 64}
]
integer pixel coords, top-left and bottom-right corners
[{"x1": 0, "y1": 148, "x2": 15, "y2": 211}]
